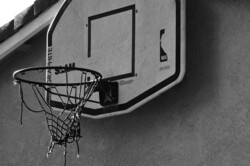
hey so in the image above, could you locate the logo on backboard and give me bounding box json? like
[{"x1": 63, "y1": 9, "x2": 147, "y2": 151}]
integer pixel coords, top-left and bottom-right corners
[{"x1": 160, "y1": 29, "x2": 168, "y2": 62}]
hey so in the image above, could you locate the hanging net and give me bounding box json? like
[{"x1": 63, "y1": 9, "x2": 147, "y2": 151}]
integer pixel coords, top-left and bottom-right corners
[{"x1": 13, "y1": 66, "x2": 102, "y2": 166}]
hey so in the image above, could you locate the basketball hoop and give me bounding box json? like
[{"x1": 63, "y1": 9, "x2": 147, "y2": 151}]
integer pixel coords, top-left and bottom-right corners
[{"x1": 13, "y1": 66, "x2": 102, "y2": 166}]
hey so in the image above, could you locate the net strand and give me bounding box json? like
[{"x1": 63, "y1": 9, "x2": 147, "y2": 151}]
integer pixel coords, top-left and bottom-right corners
[{"x1": 18, "y1": 82, "x2": 44, "y2": 125}]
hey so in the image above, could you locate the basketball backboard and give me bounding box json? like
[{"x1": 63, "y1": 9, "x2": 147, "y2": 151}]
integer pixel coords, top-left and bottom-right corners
[{"x1": 46, "y1": 0, "x2": 186, "y2": 119}]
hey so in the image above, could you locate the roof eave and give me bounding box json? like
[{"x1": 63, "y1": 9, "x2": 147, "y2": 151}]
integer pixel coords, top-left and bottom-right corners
[{"x1": 0, "y1": 1, "x2": 62, "y2": 61}]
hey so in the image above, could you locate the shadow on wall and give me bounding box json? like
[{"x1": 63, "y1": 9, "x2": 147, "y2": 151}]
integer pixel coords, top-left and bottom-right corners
[{"x1": 181, "y1": 0, "x2": 219, "y2": 107}]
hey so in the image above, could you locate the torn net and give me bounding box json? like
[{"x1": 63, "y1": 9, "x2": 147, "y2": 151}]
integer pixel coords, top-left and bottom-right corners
[{"x1": 15, "y1": 70, "x2": 100, "y2": 166}]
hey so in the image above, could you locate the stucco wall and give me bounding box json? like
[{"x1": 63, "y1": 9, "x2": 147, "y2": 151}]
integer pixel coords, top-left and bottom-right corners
[{"x1": 1, "y1": 0, "x2": 250, "y2": 165}]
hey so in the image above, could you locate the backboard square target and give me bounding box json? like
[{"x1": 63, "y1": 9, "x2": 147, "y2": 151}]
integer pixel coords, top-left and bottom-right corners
[{"x1": 87, "y1": 5, "x2": 136, "y2": 81}]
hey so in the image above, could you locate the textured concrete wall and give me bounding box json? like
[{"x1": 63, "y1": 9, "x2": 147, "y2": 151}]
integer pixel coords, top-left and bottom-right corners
[{"x1": 1, "y1": 0, "x2": 250, "y2": 165}]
